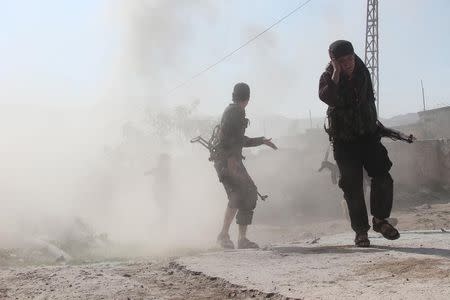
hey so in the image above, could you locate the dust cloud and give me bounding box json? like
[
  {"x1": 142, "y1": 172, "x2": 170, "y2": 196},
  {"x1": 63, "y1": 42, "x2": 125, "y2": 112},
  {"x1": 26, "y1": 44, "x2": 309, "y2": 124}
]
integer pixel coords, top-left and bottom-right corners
[
  {"x1": 0, "y1": 0, "x2": 227, "y2": 261},
  {"x1": 0, "y1": 0, "x2": 419, "y2": 263}
]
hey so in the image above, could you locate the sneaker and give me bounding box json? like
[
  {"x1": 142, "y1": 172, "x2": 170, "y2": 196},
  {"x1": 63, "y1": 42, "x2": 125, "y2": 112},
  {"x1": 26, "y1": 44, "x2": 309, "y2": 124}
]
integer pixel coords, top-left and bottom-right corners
[
  {"x1": 372, "y1": 218, "x2": 400, "y2": 240},
  {"x1": 237, "y1": 238, "x2": 259, "y2": 249},
  {"x1": 217, "y1": 233, "x2": 235, "y2": 249},
  {"x1": 354, "y1": 231, "x2": 370, "y2": 247}
]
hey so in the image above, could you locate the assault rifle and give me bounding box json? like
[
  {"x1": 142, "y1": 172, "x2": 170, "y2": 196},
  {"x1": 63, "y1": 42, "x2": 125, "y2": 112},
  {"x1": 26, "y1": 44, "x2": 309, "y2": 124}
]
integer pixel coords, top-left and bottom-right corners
[
  {"x1": 190, "y1": 125, "x2": 221, "y2": 162},
  {"x1": 318, "y1": 146, "x2": 339, "y2": 185},
  {"x1": 318, "y1": 122, "x2": 416, "y2": 184},
  {"x1": 377, "y1": 121, "x2": 416, "y2": 143}
]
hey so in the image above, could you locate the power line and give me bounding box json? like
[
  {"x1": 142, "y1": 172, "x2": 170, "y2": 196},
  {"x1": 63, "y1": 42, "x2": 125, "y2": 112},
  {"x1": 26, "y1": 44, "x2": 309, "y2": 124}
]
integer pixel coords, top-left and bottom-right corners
[{"x1": 168, "y1": 0, "x2": 314, "y2": 94}]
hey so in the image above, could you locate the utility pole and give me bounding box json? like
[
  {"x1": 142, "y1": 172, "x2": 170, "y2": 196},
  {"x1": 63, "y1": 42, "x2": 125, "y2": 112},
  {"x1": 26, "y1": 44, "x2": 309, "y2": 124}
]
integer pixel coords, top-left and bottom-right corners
[
  {"x1": 309, "y1": 110, "x2": 312, "y2": 129},
  {"x1": 365, "y1": 0, "x2": 379, "y2": 114},
  {"x1": 421, "y1": 79, "x2": 426, "y2": 111}
]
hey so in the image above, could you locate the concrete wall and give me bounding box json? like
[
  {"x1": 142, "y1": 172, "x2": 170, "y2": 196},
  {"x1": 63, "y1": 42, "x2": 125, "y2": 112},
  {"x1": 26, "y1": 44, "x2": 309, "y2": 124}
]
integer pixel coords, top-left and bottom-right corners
[
  {"x1": 418, "y1": 106, "x2": 450, "y2": 139},
  {"x1": 386, "y1": 139, "x2": 450, "y2": 188}
]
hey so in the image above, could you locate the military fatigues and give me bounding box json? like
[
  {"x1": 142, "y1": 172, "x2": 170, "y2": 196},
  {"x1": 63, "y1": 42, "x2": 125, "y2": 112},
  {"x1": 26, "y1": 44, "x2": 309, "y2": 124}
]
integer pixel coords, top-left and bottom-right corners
[
  {"x1": 319, "y1": 56, "x2": 393, "y2": 234},
  {"x1": 214, "y1": 103, "x2": 264, "y2": 225}
]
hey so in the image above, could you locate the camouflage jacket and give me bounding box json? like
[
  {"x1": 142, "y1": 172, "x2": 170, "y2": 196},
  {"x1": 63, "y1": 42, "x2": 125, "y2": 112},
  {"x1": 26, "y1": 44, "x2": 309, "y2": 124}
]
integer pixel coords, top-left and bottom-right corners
[
  {"x1": 318, "y1": 55, "x2": 378, "y2": 142},
  {"x1": 216, "y1": 103, "x2": 264, "y2": 160}
]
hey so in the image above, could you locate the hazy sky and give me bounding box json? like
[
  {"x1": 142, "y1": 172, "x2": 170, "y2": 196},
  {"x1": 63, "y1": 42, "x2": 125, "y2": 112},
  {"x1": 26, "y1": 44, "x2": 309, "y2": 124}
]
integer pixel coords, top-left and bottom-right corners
[{"x1": 1, "y1": 0, "x2": 449, "y2": 118}]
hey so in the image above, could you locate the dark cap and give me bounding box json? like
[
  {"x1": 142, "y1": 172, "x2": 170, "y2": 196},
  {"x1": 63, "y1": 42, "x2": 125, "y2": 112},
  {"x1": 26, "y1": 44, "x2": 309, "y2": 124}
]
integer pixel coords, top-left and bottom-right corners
[
  {"x1": 328, "y1": 40, "x2": 354, "y2": 59},
  {"x1": 232, "y1": 82, "x2": 250, "y2": 102}
]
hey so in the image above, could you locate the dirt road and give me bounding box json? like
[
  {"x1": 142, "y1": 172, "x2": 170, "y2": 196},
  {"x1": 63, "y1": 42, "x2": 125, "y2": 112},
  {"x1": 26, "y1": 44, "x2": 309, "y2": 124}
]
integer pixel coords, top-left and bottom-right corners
[{"x1": 1, "y1": 203, "x2": 449, "y2": 299}]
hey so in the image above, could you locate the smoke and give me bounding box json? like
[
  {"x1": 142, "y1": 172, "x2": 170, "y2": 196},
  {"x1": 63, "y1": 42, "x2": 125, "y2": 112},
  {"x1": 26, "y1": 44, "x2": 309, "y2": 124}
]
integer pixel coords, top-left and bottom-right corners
[
  {"x1": 2, "y1": 0, "x2": 443, "y2": 264},
  {"x1": 0, "y1": 0, "x2": 226, "y2": 259},
  {"x1": 94, "y1": 0, "x2": 225, "y2": 248},
  {"x1": 107, "y1": 0, "x2": 218, "y2": 112},
  {"x1": 0, "y1": 0, "x2": 348, "y2": 260}
]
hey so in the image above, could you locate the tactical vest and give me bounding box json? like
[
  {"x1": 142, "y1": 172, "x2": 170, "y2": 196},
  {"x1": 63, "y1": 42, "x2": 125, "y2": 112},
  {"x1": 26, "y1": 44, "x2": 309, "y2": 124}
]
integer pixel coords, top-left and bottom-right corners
[
  {"x1": 326, "y1": 62, "x2": 378, "y2": 142},
  {"x1": 216, "y1": 103, "x2": 249, "y2": 159}
]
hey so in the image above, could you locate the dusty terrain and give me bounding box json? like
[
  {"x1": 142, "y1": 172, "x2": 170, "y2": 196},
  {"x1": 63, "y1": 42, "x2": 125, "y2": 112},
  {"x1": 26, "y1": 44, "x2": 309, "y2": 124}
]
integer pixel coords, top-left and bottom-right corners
[
  {"x1": 0, "y1": 260, "x2": 280, "y2": 300},
  {"x1": 179, "y1": 231, "x2": 450, "y2": 299},
  {"x1": 0, "y1": 203, "x2": 449, "y2": 299}
]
